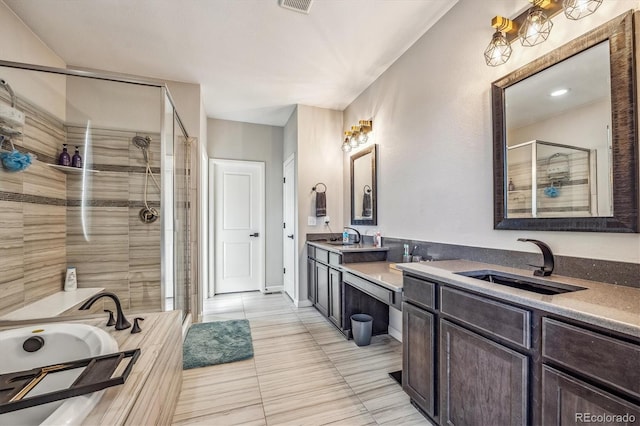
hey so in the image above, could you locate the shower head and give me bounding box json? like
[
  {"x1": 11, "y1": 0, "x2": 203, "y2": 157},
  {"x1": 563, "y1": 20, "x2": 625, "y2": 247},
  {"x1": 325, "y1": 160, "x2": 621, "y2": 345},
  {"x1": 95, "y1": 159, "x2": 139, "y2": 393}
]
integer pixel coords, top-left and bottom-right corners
[{"x1": 132, "y1": 135, "x2": 151, "y2": 163}]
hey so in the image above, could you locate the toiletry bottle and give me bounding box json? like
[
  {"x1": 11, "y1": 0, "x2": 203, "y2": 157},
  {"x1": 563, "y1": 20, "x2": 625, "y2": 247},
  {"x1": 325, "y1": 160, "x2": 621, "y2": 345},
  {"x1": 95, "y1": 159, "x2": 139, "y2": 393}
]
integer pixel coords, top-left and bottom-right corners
[
  {"x1": 64, "y1": 266, "x2": 77, "y2": 291},
  {"x1": 342, "y1": 228, "x2": 349, "y2": 243},
  {"x1": 375, "y1": 232, "x2": 382, "y2": 247},
  {"x1": 71, "y1": 146, "x2": 82, "y2": 168},
  {"x1": 402, "y1": 244, "x2": 411, "y2": 263},
  {"x1": 58, "y1": 144, "x2": 71, "y2": 166},
  {"x1": 508, "y1": 178, "x2": 515, "y2": 191}
]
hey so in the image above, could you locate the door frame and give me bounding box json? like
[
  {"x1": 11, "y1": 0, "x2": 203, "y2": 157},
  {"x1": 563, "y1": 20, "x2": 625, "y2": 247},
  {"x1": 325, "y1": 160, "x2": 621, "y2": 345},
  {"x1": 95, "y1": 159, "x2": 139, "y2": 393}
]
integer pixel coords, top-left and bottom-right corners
[
  {"x1": 209, "y1": 158, "x2": 266, "y2": 295},
  {"x1": 282, "y1": 153, "x2": 297, "y2": 300}
]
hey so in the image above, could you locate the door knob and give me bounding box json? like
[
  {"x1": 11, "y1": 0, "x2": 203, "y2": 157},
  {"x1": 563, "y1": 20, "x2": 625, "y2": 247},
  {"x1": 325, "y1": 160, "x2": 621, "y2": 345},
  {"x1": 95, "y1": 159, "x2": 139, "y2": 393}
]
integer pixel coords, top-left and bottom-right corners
[
  {"x1": 249, "y1": 232, "x2": 260, "y2": 237},
  {"x1": 287, "y1": 234, "x2": 294, "y2": 239}
]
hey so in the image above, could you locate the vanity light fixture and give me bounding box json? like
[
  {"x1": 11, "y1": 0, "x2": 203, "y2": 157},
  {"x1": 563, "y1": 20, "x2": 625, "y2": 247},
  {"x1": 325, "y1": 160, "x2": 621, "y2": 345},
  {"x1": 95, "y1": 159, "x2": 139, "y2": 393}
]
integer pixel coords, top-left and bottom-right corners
[
  {"x1": 563, "y1": 0, "x2": 602, "y2": 20},
  {"x1": 341, "y1": 120, "x2": 374, "y2": 152},
  {"x1": 484, "y1": 16, "x2": 514, "y2": 67},
  {"x1": 519, "y1": 1, "x2": 554, "y2": 47}
]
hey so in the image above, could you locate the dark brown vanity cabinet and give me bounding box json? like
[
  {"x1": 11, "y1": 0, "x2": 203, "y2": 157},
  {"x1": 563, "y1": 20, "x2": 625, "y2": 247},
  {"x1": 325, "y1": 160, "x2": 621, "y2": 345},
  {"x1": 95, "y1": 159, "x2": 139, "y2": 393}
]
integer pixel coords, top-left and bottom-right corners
[
  {"x1": 402, "y1": 302, "x2": 436, "y2": 418},
  {"x1": 440, "y1": 320, "x2": 528, "y2": 426},
  {"x1": 541, "y1": 318, "x2": 640, "y2": 426},
  {"x1": 403, "y1": 273, "x2": 640, "y2": 426},
  {"x1": 307, "y1": 246, "x2": 342, "y2": 326}
]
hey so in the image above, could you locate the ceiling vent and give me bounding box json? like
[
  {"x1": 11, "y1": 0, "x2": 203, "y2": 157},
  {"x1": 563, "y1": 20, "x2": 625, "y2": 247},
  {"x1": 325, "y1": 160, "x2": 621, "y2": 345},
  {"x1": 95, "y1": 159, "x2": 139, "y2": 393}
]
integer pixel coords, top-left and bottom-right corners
[{"x1": 279, "y1": 0, "x2": 313, "y2": 14}]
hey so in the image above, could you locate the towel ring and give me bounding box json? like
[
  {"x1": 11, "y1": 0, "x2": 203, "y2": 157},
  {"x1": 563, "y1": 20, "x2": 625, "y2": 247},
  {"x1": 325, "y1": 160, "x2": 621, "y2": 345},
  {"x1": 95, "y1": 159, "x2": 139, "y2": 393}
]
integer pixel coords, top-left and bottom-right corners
[
  {"x1": 363, "y1": 184, "x2": 372, "y2": 194},
  {"x1": 312, "y1": 182, "x2": 326, "y2": 193}
]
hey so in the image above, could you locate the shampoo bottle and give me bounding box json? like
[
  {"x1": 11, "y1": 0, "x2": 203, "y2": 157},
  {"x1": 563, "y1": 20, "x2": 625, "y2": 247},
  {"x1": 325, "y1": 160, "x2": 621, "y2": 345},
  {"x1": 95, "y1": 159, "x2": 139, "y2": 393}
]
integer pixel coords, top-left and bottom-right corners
[
  {"x1": 375, "y1": 232, "x2": 382, "y2": 247},
  {"x1": 58, "y1": 144, "x2": 71, "y2": 166},
  {"x1": 342, "y1": 229, "x2": 349, "y2": 243},
  {"x1": 71, "y1": 146, "x2": 82, "y2": 168}
]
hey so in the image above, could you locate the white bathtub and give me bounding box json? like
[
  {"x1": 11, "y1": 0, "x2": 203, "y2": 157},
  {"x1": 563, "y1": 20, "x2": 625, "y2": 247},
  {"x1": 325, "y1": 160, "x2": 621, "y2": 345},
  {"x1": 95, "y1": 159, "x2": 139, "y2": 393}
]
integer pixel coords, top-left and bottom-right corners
[{"x1": 0, "y1": 323, "x2": 118, "y2": 426}]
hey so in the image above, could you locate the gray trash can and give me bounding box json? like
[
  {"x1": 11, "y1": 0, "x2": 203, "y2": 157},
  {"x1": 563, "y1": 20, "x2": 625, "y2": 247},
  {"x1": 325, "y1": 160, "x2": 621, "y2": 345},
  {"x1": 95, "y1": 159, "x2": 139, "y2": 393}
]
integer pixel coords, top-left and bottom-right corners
[{"x1": 351, "y1": 313, "x2": 373, "y2": 346}]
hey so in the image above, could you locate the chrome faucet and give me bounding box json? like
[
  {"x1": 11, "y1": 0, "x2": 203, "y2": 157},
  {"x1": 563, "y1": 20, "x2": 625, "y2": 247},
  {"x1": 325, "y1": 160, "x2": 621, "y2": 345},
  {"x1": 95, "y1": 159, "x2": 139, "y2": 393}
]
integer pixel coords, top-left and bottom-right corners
[
  {"x1": 79, "y1": 292, "x2": 131, "y2": 330},
  {"x1": 343, "y1": 227, "x2": 361, "y2": 244},
  {"x1": 517, "y1": 238, "x2": 554, "y2": 277}
]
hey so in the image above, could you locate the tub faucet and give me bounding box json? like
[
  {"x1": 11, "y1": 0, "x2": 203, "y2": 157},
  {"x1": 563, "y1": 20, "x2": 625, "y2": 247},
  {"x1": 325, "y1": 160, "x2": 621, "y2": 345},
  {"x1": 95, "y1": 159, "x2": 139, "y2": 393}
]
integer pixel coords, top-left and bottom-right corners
[
  {"x1": 517, "y1": 238, "x2": 554, "y2": 277},
  {"x1": 343, "y1": 227, "x2": 361, "y2": 244},
  {"x1": 79, "y1": 292, "x2": 131, "y2": 330}
]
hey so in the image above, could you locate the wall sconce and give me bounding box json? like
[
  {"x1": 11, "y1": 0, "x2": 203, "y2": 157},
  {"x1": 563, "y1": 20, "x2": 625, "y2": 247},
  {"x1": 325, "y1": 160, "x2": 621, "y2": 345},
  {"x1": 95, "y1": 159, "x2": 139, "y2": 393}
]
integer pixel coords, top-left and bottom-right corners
[
  {"x1": 341, "y1": 119, "x2": 374, "y2": 152},
  {"x1": 484, "y1": 0, "x2": 602, "y2": 66},
  {"x1": 484, "y1": 16, "x2": 514, "y2": 67}
]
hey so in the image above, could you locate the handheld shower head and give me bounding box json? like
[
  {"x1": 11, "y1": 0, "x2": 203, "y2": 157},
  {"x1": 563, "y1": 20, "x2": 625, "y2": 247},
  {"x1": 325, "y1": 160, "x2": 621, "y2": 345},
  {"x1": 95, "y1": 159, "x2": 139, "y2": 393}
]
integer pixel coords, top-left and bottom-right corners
[{"x1": 132, "y1": 135, "x2": 151, "y2": 163}]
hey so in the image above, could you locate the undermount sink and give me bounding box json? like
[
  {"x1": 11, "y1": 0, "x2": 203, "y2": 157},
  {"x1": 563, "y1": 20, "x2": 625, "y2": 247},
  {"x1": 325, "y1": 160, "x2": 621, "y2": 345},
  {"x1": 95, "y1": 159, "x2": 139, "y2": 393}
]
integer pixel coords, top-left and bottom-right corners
[{"x1": 455, "y1": 270, "x2": 586, "y2": 295}]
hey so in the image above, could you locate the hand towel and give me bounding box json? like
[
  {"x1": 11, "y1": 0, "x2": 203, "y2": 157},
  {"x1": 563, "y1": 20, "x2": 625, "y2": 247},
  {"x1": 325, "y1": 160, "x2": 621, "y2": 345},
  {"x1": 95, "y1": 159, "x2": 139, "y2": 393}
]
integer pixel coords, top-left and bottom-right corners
[{"x1": 362, "y1": 185, "x2": 372, "y2": 217}]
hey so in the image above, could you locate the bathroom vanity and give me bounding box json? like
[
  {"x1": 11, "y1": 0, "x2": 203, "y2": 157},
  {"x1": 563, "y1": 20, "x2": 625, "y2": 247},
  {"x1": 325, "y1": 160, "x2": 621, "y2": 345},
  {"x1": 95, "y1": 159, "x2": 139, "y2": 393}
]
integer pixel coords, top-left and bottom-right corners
[
  {"x1": 306, "y1": 241, "x2": 395, "y2": 338},
  {"x1": 399, "y1": 260, "x2": 640, "y2": 426}
]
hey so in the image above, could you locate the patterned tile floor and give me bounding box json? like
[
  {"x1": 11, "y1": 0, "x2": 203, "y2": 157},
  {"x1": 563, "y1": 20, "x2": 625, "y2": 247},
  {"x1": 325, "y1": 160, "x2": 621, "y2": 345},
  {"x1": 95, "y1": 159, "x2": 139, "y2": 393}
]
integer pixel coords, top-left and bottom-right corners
[{"x1": 172, "y1": 292, "x2": 431, "y2": 425}]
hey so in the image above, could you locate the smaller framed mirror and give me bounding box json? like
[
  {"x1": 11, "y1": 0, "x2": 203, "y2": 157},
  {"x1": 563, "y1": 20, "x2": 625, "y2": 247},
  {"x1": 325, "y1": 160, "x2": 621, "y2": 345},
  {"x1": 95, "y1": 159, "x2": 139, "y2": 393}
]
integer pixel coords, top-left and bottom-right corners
[{"x1": 351, "y1": 144, "x2": 377, "y2": 225}]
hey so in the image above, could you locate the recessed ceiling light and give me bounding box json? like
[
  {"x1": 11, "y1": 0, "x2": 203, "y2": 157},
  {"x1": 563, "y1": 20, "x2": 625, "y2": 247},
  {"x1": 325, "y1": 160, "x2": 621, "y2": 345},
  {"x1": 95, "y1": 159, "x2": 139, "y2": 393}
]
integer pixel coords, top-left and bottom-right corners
[{"x1": 550, "y1": 88, "x2": 570, "y2": 97}]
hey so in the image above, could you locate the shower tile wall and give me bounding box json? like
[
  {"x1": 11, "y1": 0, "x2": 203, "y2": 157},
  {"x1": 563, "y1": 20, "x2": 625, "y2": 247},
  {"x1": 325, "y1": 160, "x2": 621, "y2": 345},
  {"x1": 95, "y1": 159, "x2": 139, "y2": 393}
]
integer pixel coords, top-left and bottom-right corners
[
  {"x1": 66, "y1": 126, "x2": 162, "y2": 312},
  {"x1": 0, "y1": 93, "x2": 67, "y2": 316}
]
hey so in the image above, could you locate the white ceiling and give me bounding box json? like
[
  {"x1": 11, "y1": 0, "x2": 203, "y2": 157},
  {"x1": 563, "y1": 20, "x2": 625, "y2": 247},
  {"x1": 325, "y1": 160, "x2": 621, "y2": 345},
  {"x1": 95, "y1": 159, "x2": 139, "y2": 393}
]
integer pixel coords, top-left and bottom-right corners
[{"x1": 4, "y1": 0, "x2": 458, "y2": 126}]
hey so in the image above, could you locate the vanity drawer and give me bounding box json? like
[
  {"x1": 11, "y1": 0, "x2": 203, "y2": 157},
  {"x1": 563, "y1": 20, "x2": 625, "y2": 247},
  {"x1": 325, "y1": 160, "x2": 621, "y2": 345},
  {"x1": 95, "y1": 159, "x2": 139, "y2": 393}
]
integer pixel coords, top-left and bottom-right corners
[
  {"x1": 307, "y1": 245, "x2": 315, "y2": 258},
  {"x1": 329, "y1": 252, "x2": 341, "y2": 266},
  {"x1": 542, "y1": 318, "x2": 640, "y2": 399},
  {"x1": 344, "y1": 272, "x2": 394, "y2": 305},
  {"x1": 440, "y1": 287, "x2": 530, "y2": 349},
  {"x1": 403, "y1": 275, "x2": 436, "y2": 310},
  {"x1": 315, "y1": 248, "x2": 329, "y2": 264}
]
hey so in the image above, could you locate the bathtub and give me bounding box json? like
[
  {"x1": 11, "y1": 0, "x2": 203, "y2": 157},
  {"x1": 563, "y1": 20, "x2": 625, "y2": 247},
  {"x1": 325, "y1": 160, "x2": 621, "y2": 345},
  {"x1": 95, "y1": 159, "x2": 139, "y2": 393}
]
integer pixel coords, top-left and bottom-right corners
[{"x1": 0, "y1": 323, "x2": 118, "y2": 426}]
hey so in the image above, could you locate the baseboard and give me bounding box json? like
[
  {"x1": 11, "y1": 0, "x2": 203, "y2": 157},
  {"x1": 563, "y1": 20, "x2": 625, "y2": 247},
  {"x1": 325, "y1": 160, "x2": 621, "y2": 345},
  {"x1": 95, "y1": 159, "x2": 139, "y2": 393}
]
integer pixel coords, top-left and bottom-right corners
[
  {"x1": 388, "y1": 325, "x2": 402, "y2": 342},
  {"x1": 295, "y1": 299, "x2": 313, "y2": 308}
]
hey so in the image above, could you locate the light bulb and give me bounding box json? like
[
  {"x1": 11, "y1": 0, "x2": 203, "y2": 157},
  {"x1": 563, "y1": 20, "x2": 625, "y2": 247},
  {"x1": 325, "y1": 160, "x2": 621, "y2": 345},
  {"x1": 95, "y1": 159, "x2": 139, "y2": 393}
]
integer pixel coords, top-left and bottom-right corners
[{"x1": 519, "y1": 6, "x2": 553, "y2": 47}]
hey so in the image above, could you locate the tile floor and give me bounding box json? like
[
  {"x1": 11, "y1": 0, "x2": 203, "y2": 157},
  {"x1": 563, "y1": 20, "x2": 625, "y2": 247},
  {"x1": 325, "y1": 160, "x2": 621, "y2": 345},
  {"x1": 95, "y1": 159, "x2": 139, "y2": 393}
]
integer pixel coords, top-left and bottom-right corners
[{"x1": 172, "y1": 291, "x2": 431, "y2": 425}]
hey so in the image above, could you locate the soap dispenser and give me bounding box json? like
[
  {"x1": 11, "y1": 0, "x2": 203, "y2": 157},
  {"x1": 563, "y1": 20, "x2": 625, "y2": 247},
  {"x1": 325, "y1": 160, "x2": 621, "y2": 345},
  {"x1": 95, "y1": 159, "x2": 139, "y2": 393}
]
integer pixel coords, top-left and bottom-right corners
[
  {"x1": 58, "y1": 144, "x2": 71, "y2": 166},
  {"x1": 71, "y1": 146, "x2": 82, "y2": 168},
  {"x1": 342, "y1": 228, "x2": 349, "y2": 243}
]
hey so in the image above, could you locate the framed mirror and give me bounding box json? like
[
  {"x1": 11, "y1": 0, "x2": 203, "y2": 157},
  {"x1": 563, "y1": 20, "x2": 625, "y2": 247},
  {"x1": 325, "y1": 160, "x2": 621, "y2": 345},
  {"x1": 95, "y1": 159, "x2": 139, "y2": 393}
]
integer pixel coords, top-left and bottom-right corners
[
  {"x1": 492, "y1": 11, "x2": 638, "y2": 232},
  {"x1": 351, "y1": 144, "x2": 377, "y2": 225}
]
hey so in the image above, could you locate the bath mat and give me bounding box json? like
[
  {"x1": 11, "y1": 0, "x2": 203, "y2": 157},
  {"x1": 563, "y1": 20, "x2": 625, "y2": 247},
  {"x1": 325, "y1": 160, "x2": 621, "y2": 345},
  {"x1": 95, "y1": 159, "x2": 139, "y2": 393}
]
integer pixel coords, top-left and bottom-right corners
[{"x1": 183, "y1": 319, "x2": 254, "y2": 369}]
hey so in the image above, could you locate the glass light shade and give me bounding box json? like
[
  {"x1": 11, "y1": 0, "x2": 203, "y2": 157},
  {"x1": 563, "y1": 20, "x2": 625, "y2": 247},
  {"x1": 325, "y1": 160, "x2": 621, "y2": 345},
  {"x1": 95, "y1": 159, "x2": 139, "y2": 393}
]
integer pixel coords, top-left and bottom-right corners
[
  {"x1": 341, "y1": 139, "x2": 352, "y2": 152},
  {"x1": 358, "y1": 131, "x2": 368, "y2": 145},
  {"x1": 563, "y1": 0, "x2": 602, "y2": 20},
  {"x1": 349, "y1": 126, "x2": 360, "y2": 148},
  {"x1": 519, "y1": 7, "x2": 553, "y2": 47},
  {"x1": 484, "y1": 31, "x2": 512, "y2": 66}
]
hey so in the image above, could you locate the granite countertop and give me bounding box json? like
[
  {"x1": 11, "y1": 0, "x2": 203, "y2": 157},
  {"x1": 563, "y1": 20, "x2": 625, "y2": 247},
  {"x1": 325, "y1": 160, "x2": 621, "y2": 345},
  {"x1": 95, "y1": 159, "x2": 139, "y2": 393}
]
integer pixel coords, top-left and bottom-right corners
[
  {"x1": 341, "y1": 262, "x2": 404, "y2": 292},
  {"x1": 397, "y1": 260, "x2": 640, "y2": 337},
  {"x1": 308, "y1": 240, "x2": 390, "y2": 254}
]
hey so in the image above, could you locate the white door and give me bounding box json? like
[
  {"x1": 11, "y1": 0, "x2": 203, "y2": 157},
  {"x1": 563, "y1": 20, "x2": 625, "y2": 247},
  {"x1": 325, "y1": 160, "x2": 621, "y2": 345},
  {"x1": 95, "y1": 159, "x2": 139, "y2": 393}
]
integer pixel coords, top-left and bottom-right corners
[
  {"x1": 283, "y1": 154, "x2": 296, "y2": 299},
  {"x1": 212, "y1": 159, "x2": 265, "y2": 294}
]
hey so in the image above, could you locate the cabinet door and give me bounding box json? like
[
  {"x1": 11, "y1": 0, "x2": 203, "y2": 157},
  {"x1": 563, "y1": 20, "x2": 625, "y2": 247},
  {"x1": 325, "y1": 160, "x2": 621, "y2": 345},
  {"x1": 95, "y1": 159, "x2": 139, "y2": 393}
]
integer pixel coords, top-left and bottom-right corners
[
  {"x1": 542, "y1": 366, "x2": 640, "y2": 426},
  {"x1": 315, "y1": 262, "x2": 329, "y2": 317},
  {"x1": 307, "y1": 258, "x2": 316, "y2": 304},
  {"x1": 328, "y1": 267, "x2": 342, "y2": 327},
  {"x1": 402, "y1": 302, "x2": 436, "y2": 418},
  {"x1": 440, "y1": 320, "x2": 528, "y2": 426}
]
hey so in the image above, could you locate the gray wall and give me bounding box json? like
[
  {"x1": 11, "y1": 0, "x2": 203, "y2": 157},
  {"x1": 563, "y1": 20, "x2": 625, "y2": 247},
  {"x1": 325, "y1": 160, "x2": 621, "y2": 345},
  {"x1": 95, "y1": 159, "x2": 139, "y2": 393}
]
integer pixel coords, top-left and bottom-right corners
[
  {"x1": 342, "y1": 0, "x2": 639, "y2": 264},
  {"x1": 207, "y1": 118, "x2": 285, "y2": 289}
]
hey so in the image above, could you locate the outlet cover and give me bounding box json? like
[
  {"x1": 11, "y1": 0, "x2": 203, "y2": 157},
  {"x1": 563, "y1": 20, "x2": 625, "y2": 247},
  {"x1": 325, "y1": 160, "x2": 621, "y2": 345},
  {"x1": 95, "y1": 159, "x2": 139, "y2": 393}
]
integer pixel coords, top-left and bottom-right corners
[{"x1": 308, "y1": 216, "x2": 317, "y2": 226}]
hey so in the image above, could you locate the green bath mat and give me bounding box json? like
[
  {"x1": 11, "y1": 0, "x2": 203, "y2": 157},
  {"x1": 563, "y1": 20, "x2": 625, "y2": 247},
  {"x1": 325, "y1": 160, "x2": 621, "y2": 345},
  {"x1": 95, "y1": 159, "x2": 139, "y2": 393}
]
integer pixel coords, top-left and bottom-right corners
[{"x1": 183, "y1": 319, "x2": 254, "y2": 369}]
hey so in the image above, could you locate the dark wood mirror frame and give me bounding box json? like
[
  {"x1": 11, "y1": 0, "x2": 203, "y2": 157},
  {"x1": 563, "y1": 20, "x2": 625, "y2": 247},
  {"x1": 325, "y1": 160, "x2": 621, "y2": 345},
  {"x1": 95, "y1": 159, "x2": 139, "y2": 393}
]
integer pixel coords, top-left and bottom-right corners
[
  {"x1": 492, "y1": 11, "x2": 638, "y2": 233},
  {"x1": 350, "y1": 144, "x2": 377, "y2": 226}
]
